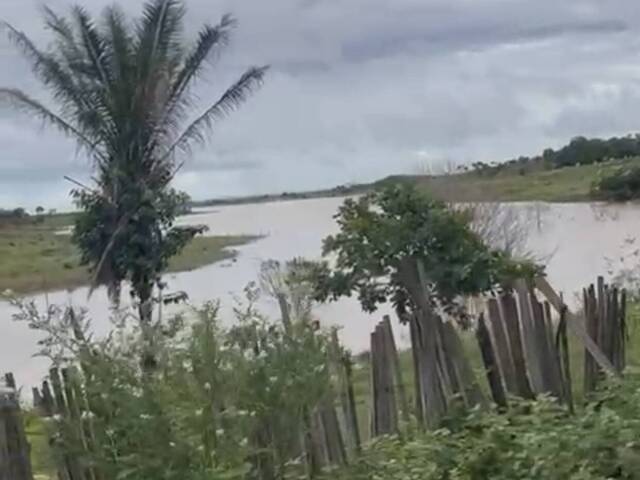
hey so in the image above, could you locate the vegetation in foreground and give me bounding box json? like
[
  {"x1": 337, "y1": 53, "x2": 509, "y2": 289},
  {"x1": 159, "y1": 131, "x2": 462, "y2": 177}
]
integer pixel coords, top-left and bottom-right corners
[
  {"x1": 0, "y1": 213, "x2": 256, "y2": 294},
  {"x1": 327, "y1": 375, "x2": 640, "y2": 480}
]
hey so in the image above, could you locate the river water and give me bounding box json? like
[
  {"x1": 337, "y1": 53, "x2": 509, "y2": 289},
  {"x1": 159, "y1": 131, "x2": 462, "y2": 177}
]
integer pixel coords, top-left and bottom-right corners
[{"x1": 2, "y1": 197, "x2": 640, "y2": 388}]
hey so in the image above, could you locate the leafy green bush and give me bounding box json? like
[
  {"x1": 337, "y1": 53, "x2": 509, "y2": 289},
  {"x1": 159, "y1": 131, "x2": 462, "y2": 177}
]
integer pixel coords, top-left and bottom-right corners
[
  {"x1": 11, "y1": 285, "x2": 333, "y2": 480},
  {"x1": 328, "y1": 376, "x2": 640, "y2": 480},
  {"x1": 592, "y1": 166, "x2": 640, "y2": 201}
]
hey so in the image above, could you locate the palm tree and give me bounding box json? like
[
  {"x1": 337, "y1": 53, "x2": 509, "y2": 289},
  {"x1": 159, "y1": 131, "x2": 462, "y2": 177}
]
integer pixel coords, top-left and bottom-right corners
[{"x1": 0, "y1": 1, "x2": 266, "y2": 337}]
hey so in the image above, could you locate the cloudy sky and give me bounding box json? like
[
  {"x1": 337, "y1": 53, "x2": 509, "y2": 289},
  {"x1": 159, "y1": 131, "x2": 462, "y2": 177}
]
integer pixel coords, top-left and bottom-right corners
[{"x1": 1, "y1": 0, "x2": 640, "y2": 209}]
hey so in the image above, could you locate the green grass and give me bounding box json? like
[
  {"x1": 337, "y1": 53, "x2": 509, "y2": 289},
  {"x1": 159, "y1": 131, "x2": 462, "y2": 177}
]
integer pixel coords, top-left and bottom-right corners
[
  {"x1": 0, "y1": 214, "x2": 257, "y2": 295},
  {"x1": 384, "y1": 157, "x2": 640, "y2": 202}
]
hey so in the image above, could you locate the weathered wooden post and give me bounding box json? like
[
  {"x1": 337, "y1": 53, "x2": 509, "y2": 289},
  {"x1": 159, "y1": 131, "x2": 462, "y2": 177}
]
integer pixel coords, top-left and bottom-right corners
[
  {"x1": 476, "y1": 314, "x2": 507, "y2": 409},
  {"x1": 0, "y1": 374, "x2": 34, "y2": 480}
]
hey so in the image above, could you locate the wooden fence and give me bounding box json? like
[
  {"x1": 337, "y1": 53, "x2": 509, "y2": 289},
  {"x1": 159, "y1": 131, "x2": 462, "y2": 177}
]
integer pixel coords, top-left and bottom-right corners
[
  {"x1": 0, "y1": 373, "x2": 33, "y2": 480},
  {"x1": 0, "y1": 276, "x2": 630, "y2": 478}
]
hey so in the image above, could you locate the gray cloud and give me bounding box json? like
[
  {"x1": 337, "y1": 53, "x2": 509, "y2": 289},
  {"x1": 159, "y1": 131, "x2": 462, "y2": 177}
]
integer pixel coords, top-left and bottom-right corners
[{"x1": 1, "y1": 0, "x2": 640, "y2": 208}]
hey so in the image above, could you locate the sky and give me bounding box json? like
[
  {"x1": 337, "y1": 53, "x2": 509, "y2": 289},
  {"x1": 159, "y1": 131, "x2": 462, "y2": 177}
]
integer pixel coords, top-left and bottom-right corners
[{"x1": 1, "y1": 0, "x2": 640, "y2": 209}]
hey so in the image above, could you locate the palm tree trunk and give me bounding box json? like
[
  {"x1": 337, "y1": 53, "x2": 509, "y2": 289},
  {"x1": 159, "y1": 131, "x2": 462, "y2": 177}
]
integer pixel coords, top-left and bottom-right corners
[{"x1": 137, "y1": 281, "x2": 157, "y2": 373}]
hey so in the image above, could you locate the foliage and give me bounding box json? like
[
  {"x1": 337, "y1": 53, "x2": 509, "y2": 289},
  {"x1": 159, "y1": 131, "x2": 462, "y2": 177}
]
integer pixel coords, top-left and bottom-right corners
[
  {"x1": 72, "y1": 186, "x2": 206, "y2": 302},
  {"x1": 0, "y1": 0, "x2": 266, "y2": 317},
  {"x1": 477, "y1": 134, "x2": 640, "y2": 174},
  {"x1": 259, "y1": 258, "x2": 319, "y2": 323},
  {"x1": 592, "y1": 166, "x2": 640, "y2": 201},
  {"x1": 328, "y1": 376, "x2": 640, "y2": 480},
  {"x1": 546, "y1": 135, "x2": 640, "y2": 168},
  {"x1": 12, "y1": 286, "x2": 333, "y2": 480},
  {"x1": 312, "y1": 185, "x2": 539, "y2": 317},
  {"x1": 0, "y1": 207, "x2": 29, "y2": 220}
]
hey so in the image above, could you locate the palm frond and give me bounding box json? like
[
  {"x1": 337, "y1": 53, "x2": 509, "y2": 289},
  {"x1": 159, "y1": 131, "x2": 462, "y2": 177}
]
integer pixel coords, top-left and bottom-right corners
[
  {"x1": 136, "y1": 0, "x2": 185, "y2": 78},
  {"x1": 72, "y1": 6, "x2": 111, "y2": 87},
  {"x1": 2, "y1": 23, "x2": 84, "y2": 113},
  {"x1": 164, "y1": 65, "x2": 268, "y2": 158},
  {"x1": 0, "y1": 88, "x2": 104, "y2": 159},
  {"x1": 103, "y1": 5, "x2": 133, "y2": 84},
  {"x1": 42, "y1": 6, "x2": 83, "y2": 63},
  {"x1": 171, "y1": 14, "x2": 236, "y2": 100},
  {"x1": 148, "y1": 15, "x2": 237, "y2": 158}
]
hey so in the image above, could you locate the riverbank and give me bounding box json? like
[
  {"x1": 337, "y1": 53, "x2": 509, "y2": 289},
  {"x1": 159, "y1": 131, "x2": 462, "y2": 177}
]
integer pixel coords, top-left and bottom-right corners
[
  {"x1": 194, "y1": 157, "x2": 639, "y2": 206},
  {"x1": 405, "y1": 157, "x2": 637, "y2": 202},
  {"x1": 0, "y1": 214, "x2": 257, "y2": 295}
]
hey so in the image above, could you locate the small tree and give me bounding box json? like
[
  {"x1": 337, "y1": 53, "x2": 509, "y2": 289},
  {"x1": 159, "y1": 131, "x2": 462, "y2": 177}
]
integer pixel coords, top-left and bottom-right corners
[
  {"x1": 1, "y1": 0, "x2": 267, "y2": 359},
  {"x1": 35, "y1": 206, "x2": 45, "y2": 215},
  {"x1": 313, "y1": 185, "x2": 538, "y2": 321},
  {"x1": 259, "y1": 258, "x2": 318, "y2": 324}
]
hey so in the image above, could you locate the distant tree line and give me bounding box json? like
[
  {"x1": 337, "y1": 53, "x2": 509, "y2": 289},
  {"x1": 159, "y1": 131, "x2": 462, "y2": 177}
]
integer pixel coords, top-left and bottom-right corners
[
  {"x1": 542, "y1": 134, "x2": 640, "y2": 168},
  {"x1": 0, "y1": 208, "x2": 28, "y2": 219},
  {"x1": 464, "y1": 134, "x2": 640, "y2": 178},
  {"x1": 0, "y1": 206, "x2": 54, "y2": 219}
]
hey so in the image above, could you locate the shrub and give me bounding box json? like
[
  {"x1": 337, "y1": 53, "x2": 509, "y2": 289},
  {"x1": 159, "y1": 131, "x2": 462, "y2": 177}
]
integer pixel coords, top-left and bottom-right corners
[
  {"x1": 592, "y1": 166, "x2": 640, "y2": 201},
  {"x1": 328, "y1": 376, "x2": 640, "y2": 480},
  {"x1": 10, "y1": 285, "x2": 334, "y2": 480}
]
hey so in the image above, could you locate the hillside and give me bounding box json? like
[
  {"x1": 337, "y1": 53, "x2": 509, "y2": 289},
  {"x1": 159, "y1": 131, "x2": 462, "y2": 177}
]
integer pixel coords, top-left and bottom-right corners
[
  {"x1": 194, "y1": 157, "x2": 640, "y2": 206},
  {"x1": 391, "y1": 157, "x2": 640, "y2": 202}
]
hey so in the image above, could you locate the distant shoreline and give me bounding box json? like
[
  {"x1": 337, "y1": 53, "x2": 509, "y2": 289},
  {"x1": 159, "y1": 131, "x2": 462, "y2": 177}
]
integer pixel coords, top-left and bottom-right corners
[
  {"x1": 193, "y1": 158, "x2": 639, "y2": 207},
  {"x1": 191, "y1": 184, "x2": 372, "y2": 208}
]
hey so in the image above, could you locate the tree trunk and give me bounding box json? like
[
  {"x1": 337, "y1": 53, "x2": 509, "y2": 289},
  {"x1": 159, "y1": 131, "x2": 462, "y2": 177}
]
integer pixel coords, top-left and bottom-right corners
[{"x1": 136, "y1": 280, "x2": 157, "y2": 373}]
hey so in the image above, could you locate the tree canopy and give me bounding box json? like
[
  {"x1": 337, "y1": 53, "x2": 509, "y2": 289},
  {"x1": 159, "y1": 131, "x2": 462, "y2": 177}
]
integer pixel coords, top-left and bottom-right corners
[{"x1": 313, "y1": 186, "x2": 540, "y2": 319}]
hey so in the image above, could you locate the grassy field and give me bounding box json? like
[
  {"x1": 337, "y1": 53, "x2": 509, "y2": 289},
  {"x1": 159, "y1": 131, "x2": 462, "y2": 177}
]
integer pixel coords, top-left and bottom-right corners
[
  {"x1": 0, "y1": 213, "x2": 257, "y2": 295},
  {"x1": 395, "y1": 157, "x2": 640, "y2": 203}
]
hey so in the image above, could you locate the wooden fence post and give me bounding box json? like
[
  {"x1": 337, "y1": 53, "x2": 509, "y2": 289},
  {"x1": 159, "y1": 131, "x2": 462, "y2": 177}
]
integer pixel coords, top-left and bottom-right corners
[
  {"x1": 0, "y1": 374, "x2": 34, "y2": 480},
  {"x1": 476, "y1": 315, "x2": 507, "y2": 409},
  {"x1": 499, "y1": 293, "x2": 534, "y2": 399},
  {"x1": 515, "y1": 281, "x2": 545, "y2": 394},
  {"x1": 535, "y1": 277, "x2": 620, "y2": 378},
  {"x1": 487, "y1": 298, "x2": 517, "y2": 396},
  {"x1": 381, "y1": 316, "x2": 410, "y2": 424}
]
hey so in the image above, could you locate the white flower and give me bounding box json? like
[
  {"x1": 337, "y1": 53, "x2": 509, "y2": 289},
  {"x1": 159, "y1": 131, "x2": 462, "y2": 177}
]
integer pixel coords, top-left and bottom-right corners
[
  {"x1": 81, "y1": 411, "x2": 95, "y2": 420},
  {"x1": 203, "y1": 382, "x2": 212, "y2": 391},
  {"x1": 237, "y1": 410, "x2": 248, "y2": 417},
  {"x1": 215, "y1": 428, "x2": 225, "y2": 436},
  {"x1": 195, "y1": 408, "x2": 203, "y2": 417},
  {"x1": 240, "y1": 438, "x2": 248, "y2": 447},
  {"x1": 169, "y1": 442, "x2": 176, "y2": 448},
  {"x1": 139, "y1": 414, "x2": 152, "y2": 420},
  {"x1": 268, "y1": 376, "x2": 278, "y2": 384},
  {"x1": 52, "y1": 414, "x2": 62, "y2": 422}
]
